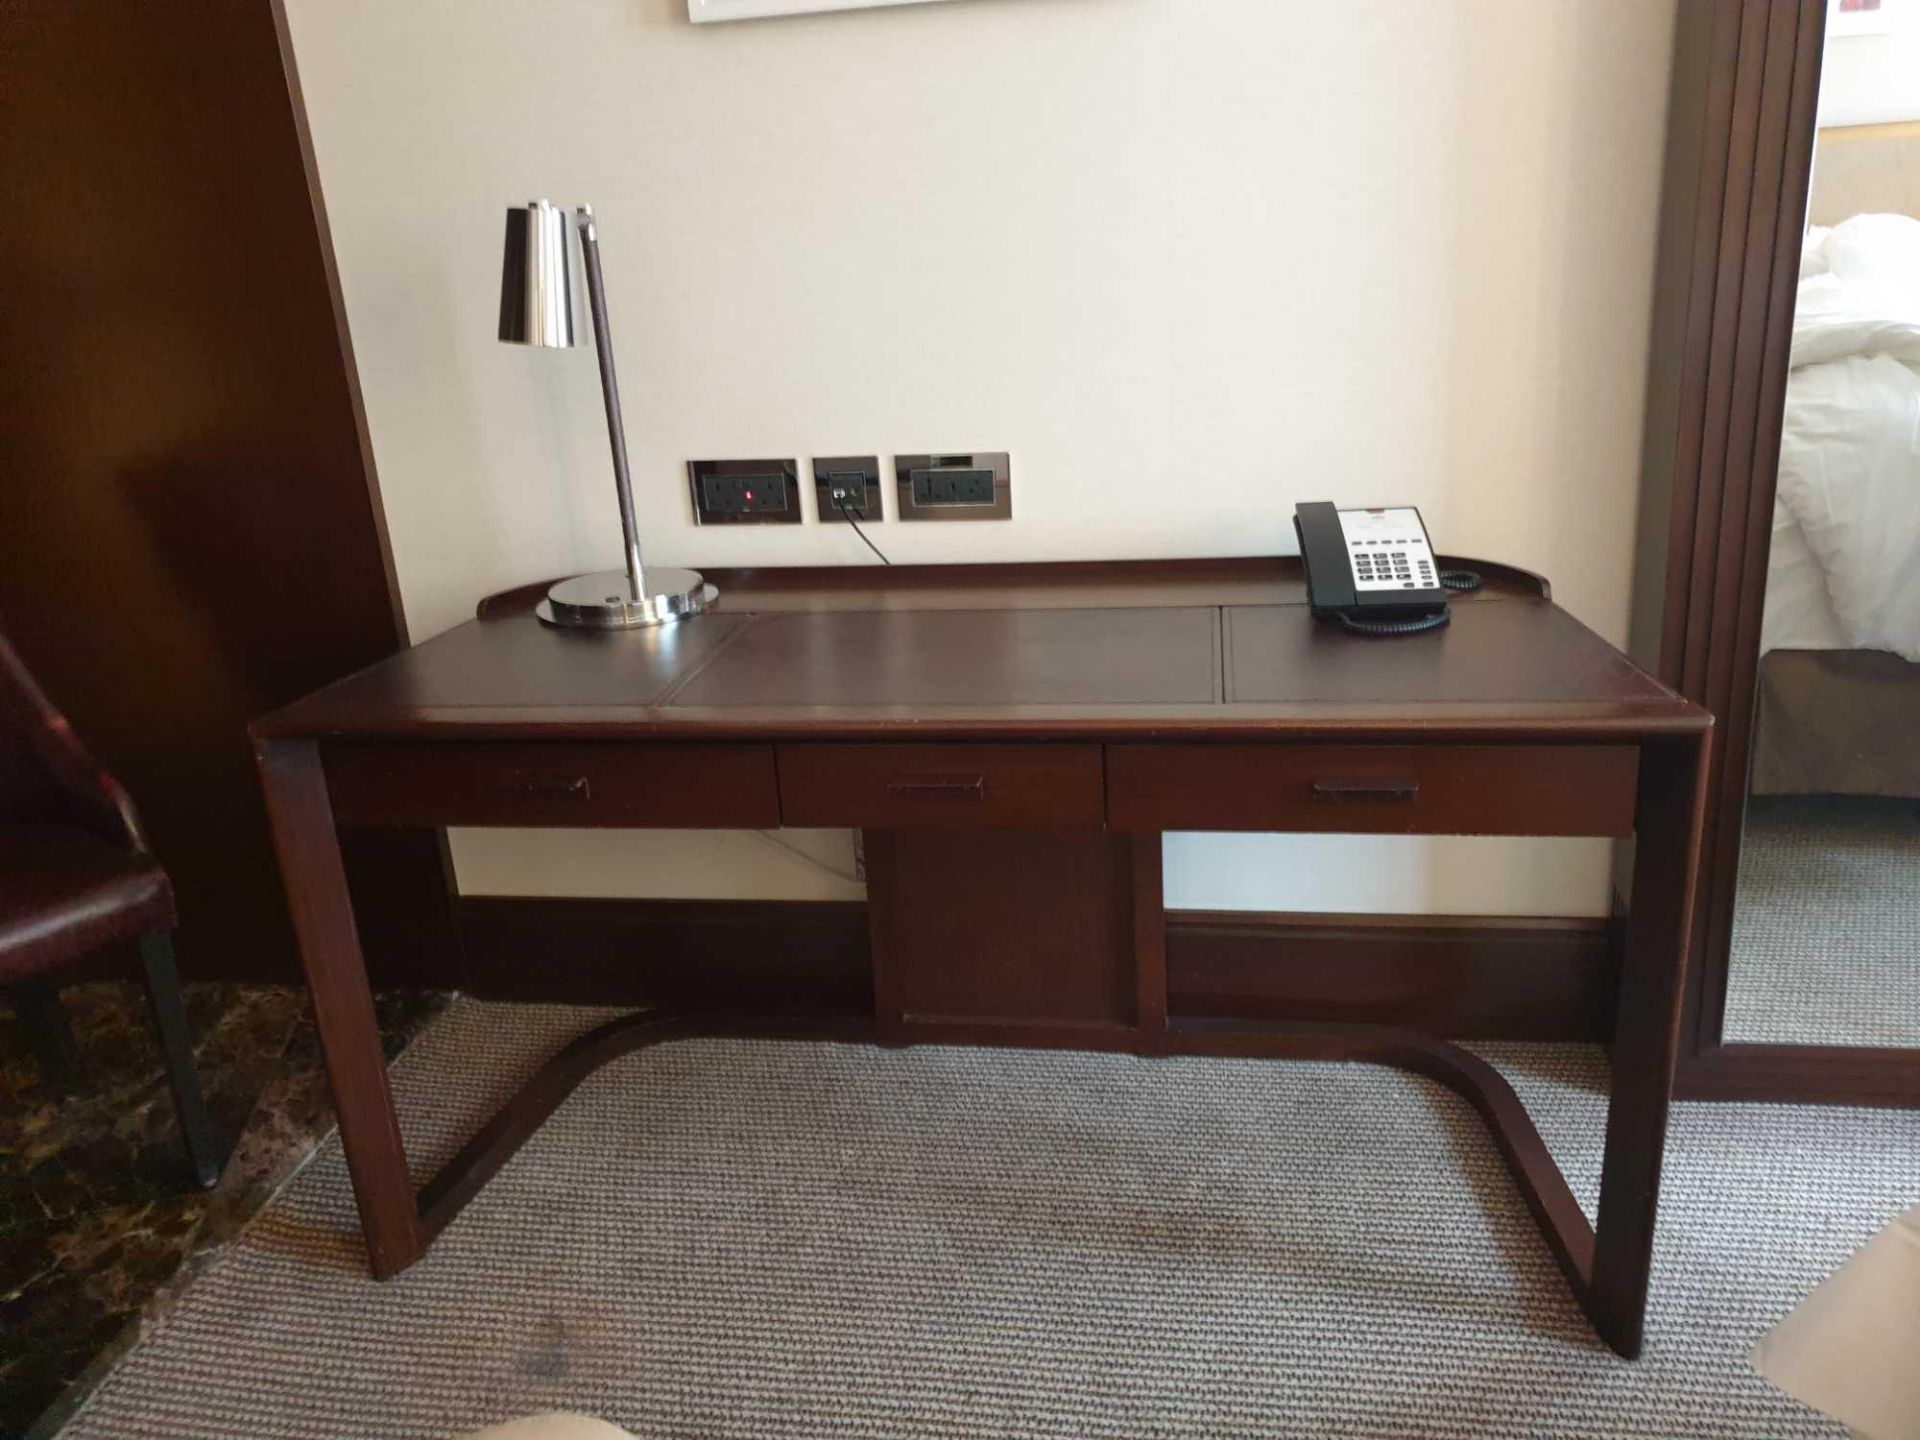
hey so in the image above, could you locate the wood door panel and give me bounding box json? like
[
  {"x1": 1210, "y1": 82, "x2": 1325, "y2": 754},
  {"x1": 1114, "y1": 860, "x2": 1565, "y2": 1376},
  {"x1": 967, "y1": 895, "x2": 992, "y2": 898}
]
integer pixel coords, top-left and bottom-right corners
[
  {"x1": 865, "y1": 829, "x2": 1137, "y2": 1032},
  {"x1": 0, "y1": 1, "x2": 434, "y2": 981}
]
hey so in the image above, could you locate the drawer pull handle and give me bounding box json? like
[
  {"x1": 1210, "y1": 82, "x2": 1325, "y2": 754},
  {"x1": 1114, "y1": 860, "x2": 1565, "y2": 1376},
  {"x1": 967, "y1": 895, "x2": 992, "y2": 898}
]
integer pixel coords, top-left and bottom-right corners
[
  {"x1": 496, "y1": 776, "x2": 593, "y2": 801},
  {"x1": 884, "y1": 774, "x2": 986, "y2": 799},
  {"x1": 1313, "y1": 777, "x2": 1419, "y2": 804}
]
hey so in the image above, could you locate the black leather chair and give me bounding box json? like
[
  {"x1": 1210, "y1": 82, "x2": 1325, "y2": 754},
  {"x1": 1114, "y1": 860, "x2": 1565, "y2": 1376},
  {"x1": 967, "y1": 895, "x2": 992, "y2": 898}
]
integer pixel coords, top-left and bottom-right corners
[{"x1": 0, "y1": 626, "x2": 222, "y2": 1188}]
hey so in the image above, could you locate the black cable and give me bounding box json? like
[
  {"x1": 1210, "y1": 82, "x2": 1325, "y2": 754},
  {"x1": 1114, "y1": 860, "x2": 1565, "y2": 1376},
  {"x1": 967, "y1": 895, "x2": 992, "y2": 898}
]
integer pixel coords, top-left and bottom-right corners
[
  {"x1": 1440, "y1": 568, "x2": 1483, "y2": 592},
  {"x1": 834, "y1": 494, "x2": 891, "y2": 565},
  {"x1": 1336, "y1": 609, "x2": 1450, "y2": 636}
]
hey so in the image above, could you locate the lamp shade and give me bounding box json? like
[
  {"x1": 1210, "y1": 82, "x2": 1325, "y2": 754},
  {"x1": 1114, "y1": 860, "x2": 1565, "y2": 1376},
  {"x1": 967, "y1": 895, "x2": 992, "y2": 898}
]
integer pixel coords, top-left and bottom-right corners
[{"x1": 498, "y1": 199, "x2": 576, "y2": 347}]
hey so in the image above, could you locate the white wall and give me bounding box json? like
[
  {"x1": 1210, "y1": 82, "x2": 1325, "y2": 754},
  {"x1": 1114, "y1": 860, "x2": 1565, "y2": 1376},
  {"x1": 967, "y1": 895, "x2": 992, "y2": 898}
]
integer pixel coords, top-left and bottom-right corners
[
  {"x1": 1820, "y1": 12, "x2": 1920, "y2": 127},
  {"x1": 282, "y1": 0, "x2": 1677, "y2": 916}
]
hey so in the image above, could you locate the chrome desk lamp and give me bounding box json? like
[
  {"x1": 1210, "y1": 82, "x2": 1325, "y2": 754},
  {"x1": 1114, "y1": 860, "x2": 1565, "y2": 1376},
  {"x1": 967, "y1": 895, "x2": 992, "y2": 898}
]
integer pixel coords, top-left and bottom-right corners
[{"x1": 498, "y1": 199, "x2": 713, "y2": 628}]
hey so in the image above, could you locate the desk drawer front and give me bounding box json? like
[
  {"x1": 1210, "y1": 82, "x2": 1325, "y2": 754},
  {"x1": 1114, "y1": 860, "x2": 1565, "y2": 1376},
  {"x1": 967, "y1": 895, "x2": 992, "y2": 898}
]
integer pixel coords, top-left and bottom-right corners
[
  {"x1": 1107, "y1": 744, "x2": 1638, "y2": 837},
  {"x1": 778, "y1": 744, "x2": 1105, "y2": 830},
  {"x1": 325, "y1": 743, "x2": 779, "y2": 828}
]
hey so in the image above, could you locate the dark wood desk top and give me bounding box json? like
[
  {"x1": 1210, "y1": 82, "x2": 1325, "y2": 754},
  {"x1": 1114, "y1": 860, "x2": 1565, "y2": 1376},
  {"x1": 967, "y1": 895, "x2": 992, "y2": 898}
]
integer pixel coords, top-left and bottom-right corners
[{"x1": 254, "y1": 557, "x2": 1708, "y2": 744}]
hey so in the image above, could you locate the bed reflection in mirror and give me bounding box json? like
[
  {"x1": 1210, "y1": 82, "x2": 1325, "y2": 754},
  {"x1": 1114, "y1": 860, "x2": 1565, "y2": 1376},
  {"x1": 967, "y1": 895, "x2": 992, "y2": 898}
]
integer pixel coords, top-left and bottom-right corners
[{"x1": 1721, "y1": 91, "x2": 1920, "y2": 1048}]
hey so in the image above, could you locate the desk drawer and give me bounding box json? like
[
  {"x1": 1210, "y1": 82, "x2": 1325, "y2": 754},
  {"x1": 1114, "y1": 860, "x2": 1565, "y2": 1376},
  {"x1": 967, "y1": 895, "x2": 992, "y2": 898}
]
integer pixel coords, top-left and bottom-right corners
[
  {"x1": 778, "y1": 744, "x2": 1105, "y2": 830},
  {"x1": 324, "y1": 742, "x2": 780, "y2": 828},
  {"x1": 1107, "y1": 743, "x2": 1638, "y2": 837}
]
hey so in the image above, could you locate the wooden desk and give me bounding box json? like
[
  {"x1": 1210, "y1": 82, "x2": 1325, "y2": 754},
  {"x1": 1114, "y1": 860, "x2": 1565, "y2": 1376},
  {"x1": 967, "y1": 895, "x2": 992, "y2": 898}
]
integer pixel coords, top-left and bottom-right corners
[{"x1": 252, "y1": 557, "x2": 1709, "y2": 1359}]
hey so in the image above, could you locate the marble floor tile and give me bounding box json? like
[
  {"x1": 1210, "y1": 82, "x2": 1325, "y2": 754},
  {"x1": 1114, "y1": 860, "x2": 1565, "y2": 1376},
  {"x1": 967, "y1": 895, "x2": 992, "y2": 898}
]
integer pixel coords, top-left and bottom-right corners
[{"x1": 0, "y1": 981, "x2": 445, "y2": 1437}]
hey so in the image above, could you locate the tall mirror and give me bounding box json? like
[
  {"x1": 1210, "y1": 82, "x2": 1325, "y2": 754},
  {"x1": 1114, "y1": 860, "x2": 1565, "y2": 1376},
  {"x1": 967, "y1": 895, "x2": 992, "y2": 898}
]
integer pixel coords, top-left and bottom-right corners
[{"x1": 1721, "y1": 0, "x2": 1920, "y2": 1049}]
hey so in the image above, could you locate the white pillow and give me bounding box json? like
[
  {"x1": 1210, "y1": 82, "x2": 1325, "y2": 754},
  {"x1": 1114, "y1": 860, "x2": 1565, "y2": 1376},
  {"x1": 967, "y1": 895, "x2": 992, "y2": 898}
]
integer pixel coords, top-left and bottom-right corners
[
  {"x1": 1790, "y1": 222, "x2": 1920, "y2": 370},
  {"x1": 1823, "y1": 212, "x2": 1920, "y2": 288}
]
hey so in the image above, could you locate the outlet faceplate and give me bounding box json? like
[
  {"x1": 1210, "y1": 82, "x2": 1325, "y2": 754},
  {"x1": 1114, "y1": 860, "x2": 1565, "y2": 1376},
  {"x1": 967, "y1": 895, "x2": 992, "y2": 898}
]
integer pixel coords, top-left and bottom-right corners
[
  {"x1": 813, "y1": 455, "x2": 883, "y2": 524},
  {"x1": 894, "y1": 452, "x2": 1011, "y2": 522},
  {"x1": 688, "y1": 459, "x2": 802, "y2": 525}
]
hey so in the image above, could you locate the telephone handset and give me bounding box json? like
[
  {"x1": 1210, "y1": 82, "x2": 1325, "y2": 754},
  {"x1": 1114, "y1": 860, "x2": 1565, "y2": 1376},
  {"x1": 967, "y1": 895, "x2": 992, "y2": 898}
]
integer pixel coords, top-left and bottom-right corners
[{"x1": 1293, "y1": 502, "x2": 1480, "y2": 636}]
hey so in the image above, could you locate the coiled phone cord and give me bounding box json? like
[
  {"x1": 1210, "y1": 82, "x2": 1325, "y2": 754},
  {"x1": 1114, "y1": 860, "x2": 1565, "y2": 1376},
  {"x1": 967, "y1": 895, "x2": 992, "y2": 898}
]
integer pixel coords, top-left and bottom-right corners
[{"x1": 1335, "y1": 568, "x2": 1484, "y2": 636}]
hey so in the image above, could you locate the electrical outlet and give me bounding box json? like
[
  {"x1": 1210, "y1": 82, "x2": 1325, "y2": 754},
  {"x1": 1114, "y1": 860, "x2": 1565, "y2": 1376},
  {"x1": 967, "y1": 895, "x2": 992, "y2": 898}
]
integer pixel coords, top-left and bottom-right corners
[
  {"x1": 895, "y1": 452, "x2": 1011, "y2": 522},
  {"x1": 911, "y1": 468, "x2": 995, "y2": 506},
  {"x1": 812, "y1": 455, "x2": 883, "y2": 524},
  {"x1": 703, "y1": 473, "x2": 788, "y2": 513},
  {"x1": 688, "y1": 459, "x2": 802, "y2": 525}
]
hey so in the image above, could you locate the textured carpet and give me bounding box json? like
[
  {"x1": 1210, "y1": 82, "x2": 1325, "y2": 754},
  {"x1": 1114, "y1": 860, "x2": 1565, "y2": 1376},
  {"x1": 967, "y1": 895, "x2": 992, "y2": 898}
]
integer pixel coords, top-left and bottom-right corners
[
  {"x1": 1724, "y1": 796, "x2": 1920, "y2": 1048},
  {"x1": 57, "y1": 999, "x2": 1920, "y2": 1439}
]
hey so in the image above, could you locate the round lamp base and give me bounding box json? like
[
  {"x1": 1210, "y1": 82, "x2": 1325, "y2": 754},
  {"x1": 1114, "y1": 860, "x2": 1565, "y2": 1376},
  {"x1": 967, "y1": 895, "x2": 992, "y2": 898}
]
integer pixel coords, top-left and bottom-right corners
[{"x1": 535, "y1": 569, "x2": 716, "y2": 630}]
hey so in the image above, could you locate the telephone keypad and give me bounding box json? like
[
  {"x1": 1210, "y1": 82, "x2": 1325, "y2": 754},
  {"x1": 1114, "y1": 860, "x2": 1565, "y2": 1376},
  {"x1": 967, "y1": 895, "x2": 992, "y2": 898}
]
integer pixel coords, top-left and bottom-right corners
[{"x1": 1335, "y1": 508, "x2": 1440, "y2": 595}]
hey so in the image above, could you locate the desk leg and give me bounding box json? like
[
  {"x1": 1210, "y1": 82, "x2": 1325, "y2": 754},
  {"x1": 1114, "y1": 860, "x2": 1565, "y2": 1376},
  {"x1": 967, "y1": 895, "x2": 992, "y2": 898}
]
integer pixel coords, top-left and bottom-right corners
[
  {"x1": 1587, "y1": 733, "x2": 1709, "y2": 1357},
  {"x1": 256, "y1": 738, "x2": 423, "y2": 1278},
  {"x1": 1131, "y1": 834, "x2": 1167, "y2": 1051},
  {"x1": 861, "y1": 829, "x2": 907, "y2": 1046}
]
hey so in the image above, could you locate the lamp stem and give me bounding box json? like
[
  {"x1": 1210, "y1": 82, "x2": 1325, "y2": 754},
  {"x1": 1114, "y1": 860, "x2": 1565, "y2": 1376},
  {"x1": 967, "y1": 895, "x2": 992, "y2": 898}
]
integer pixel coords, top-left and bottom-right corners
[{"x1": 575, "y1": 207, "x2": 645, "y2": 599}]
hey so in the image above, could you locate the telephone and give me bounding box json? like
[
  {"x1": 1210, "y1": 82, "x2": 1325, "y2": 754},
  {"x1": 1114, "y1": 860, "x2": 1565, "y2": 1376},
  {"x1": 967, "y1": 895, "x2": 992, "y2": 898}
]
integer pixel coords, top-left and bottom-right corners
[{"x1": 1293, "y1": 502, "x2": 1479, "y2": 635}]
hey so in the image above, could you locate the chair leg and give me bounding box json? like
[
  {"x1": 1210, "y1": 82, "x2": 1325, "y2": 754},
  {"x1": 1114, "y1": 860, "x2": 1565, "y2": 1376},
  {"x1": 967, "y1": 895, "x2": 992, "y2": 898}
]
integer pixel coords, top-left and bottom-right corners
[
  {"x1": 138, "y1": 931, "x2": 225, "y2": 1189},
  {"x1": 10, "y1": 980, "x2": 82, "y2": 1095}
]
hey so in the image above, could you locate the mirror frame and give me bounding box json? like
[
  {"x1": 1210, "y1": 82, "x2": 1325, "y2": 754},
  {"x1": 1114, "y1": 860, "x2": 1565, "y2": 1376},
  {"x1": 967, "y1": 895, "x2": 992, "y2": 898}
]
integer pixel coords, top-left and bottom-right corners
[{"x1": 1634, "y1": 0, "x2": 1919, "y2": 1107}]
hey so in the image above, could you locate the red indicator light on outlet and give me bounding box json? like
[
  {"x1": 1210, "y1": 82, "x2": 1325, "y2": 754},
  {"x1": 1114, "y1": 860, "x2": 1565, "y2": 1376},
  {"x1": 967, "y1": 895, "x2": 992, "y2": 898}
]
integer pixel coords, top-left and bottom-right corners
[{"x1": 689, "y1": 459, "x2": 799, "y2": 525}]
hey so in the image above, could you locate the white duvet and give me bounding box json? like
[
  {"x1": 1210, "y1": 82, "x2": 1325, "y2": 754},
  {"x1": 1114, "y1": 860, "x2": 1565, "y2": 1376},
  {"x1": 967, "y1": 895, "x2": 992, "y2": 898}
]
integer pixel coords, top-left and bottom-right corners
[{"x1": 1765, "y1": 214, "x2": 1920, "y2": 662}]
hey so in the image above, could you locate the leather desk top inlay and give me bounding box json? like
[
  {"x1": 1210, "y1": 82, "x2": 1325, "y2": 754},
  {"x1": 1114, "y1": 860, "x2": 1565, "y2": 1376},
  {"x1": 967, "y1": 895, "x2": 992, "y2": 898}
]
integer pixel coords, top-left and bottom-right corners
[
  {"x1": 667, "y1": 607, "x2": 1220, "y2": 709},
  {"x1": 256, "y1": 559, "x2": 1702, "y2": 742},
  {"x1": 1225, "y1": 601, "x2": 1672, "y2": 707}
]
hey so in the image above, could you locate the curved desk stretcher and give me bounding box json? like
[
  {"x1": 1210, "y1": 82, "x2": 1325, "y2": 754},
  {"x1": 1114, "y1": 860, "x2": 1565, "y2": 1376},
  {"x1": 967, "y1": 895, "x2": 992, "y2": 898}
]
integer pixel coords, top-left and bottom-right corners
[{"x1": 251, "y1": 557, "x2": 1710, "y2": 1359}]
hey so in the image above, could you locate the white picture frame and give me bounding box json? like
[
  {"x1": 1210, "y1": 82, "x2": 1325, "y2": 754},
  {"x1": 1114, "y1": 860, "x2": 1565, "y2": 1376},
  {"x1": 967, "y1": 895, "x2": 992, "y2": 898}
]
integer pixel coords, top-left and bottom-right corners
[{"x1": 689, "y1": 0, "x2": 953, "y2": 21}]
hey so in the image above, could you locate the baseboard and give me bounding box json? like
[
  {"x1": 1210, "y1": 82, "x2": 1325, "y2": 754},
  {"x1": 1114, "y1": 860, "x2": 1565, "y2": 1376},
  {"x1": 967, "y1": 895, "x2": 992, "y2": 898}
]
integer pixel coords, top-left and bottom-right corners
[
  {"x1": 1676, "y1": 1043, "x2": 1920, "y2": 1109},
  {"x1": 452, "y1": 898, "x2": 1616, "y2": 1041}
]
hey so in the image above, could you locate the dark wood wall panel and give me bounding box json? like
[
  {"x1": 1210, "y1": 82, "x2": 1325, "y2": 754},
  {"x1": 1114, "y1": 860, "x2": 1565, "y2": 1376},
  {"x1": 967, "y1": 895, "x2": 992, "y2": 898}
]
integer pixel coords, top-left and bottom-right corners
[
  {"x1": 454, "y1": 897, "x2": 1616, "y2": 1043},
  {"x1": 1170, "y1": 912, "x2": 1617, "y2": 1042},
  {"x1": 455, "y1": 898, "x2": 877, "y2": 1011},
  {"x1": 0, "y1": 0, "x2": 441, "y2": 982}
]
